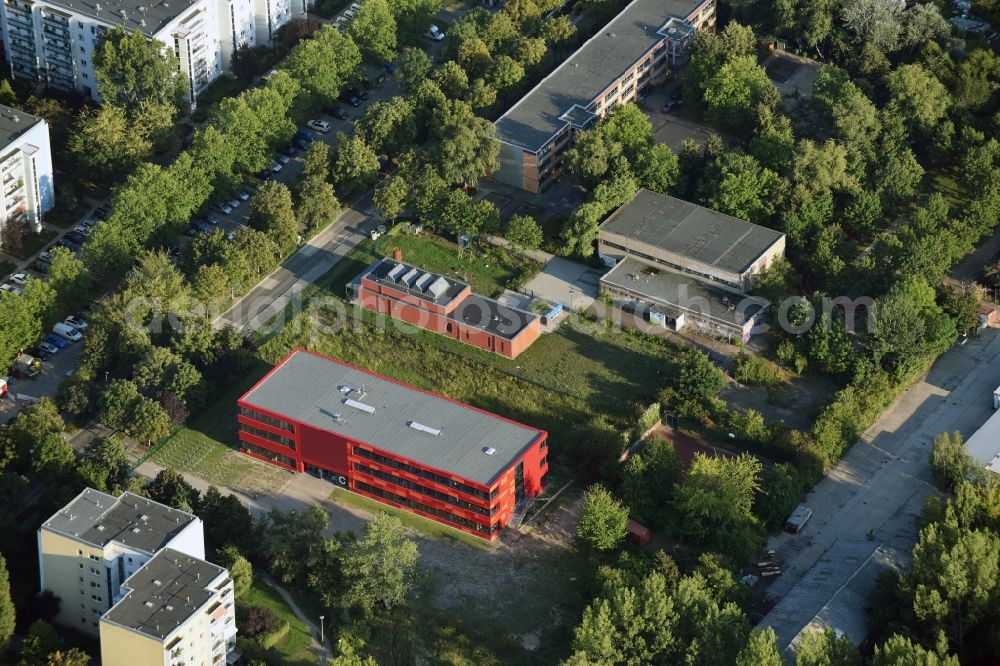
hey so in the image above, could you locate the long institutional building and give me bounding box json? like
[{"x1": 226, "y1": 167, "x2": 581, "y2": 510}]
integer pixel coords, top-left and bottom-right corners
[
  {"x1": 350, "y1": 257, "x2": 543, "y2": 359},
  {"x1": 0, "y1": 103, "x2": 53, "y2": 240},
  {"x1": 597, "y1": 188, "x2": 786, "y2": 341},
  {"x1": 0, "y1": 0, "x2": 310, "y2": 106},
  {"x1": 493, "y1": 0, "x2": 717, "y2": 192},
  {"x1": 38, "y1": 489, "x2": 239, "y2": 666},
  {"x1": 238, "y1": 349, "x2": 550, "y2": 540}
]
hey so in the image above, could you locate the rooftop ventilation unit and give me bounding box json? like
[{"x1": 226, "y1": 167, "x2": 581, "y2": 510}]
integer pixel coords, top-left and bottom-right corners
[
  {"x1": 483, "y1": 447, "x2": 496, "y2": 455},
  {"x1": 344, "y1": 398, "x2": 376, "y2": 414},
  {"x1": 408, "y1": 421, "x2": 441, "y2": 436}
]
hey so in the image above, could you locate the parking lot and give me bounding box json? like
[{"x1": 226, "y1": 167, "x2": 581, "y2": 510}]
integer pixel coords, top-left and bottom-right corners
[{"x1": 0, "y1": 340, "x2": 82, "y2": 421}]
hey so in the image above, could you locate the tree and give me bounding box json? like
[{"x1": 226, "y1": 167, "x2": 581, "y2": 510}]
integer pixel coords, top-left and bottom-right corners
[
  {"x1": 930, "y1": 432, "x2": 979, "y2": 492},
  {"x1": 231, "y1": 43, "x2": 262, "y2": 82},
  {"x1": 297, "y1": 173, "x2": 340, "y2": 233},
  {"x1": 198, "y1": 486, "x2": 256, "y2": 554},
  {"x1": 357, "y1": 97, "x2": 417, "y2": 155},
  {"x1": 374, "y1": 175, "x2": 408, "y2": 220},
  {"x1": 0, "y1": 554, "x2": 14, "y2": 650},
  {"x1": 699, "y1": 151, "x2": 782, "y2": 224},
  {"x1": 281, "y1": 17, "x2": 321, "y2": 50},
  {"x1": 129, "y1": 396, "x2": 171, "y2": 445},
  {"x1": 350, "y1": 0, "x2": 397, "y2": 62},
  {"x1": 285, "y1": 25, "x2": 362, "y2": 108},
  {"x1": 68, "y1": 105, "x2": 152, "y2": 181},
  {"x1": 795, "y1": 627, "x2": 861, "y2": 666},
  {"x1": 47, "y1": 247, "x2": 91, "y2": 320},
  {"x1": 397, "y1": 48, "x2": 433, "y2": 91},
  {"x1": 341, "y1": 513, "x2": 419, "y2": 615},
  {"x1": 677, "y1": 349, "x2": 726, "y2": 406},
  {"x1": 487, "y1": 55, "x2": 525, "y2": 92},
  {"x1": 145, "y1": 468, "x2": 200, "y2": 512},
  {"x1": 217, "y1": 545, "x2": 253, "y2": 599},
  {"x1": 259, "y1": 505, "x2": 328, "y2": 584},
  {"x1": 93, "y1": 26, "x2": 187, "y2": 114},
  {"x1": 577, "y1": 484, "x2": 628, "y2": 551},
  {"x1": 505, "y1": 214, "x2": 543, "y2": 251},
  {"x1": 635, "y1": 144, "x2": 680, "y2": 194},
  {"x1": 430, "y1": 100, "x2": 499, "y2": 185},
  {"x1": 249, "y1": 181, "x2": 298, "y2": 256},
  {"x1": 18, "y1": 620, "x2": 61, "y2": 666},
  {"x1": 839, "y1": 0, "x2": 903, "y2": 52},
  {"x1": 621, "y1": 437, "x2": 681, "y2": 528},
  {"x1": 886, "y1": 64, "x2": 951, "y2": 137},
  {"x1": 738, "y1": 627, "x2": 782, "y2": 666},
  {"x1": 675, "y1": 453, "x2": 764, "y2": 561},
  {"x1": 1, "y1": 219, "x2": 27, "y2": 251},
  {"x1": 703, "y1": 56, "x2": 779, "y2": 130},
  {"x1": 901, "y1": 4, "x2": 950, "y2": 51},
  {"x1": 332, "y1": 133, "x2": 380, "y2": 194},
  {"x1": 44, "y1": 649, "x2": 91, "y2": 666},
  {"x1": 31, "y1": 433, "x2": 74, "y2": 481},
  {"x1": 871, "y1": 635, "x2": 959, "y2": 666}
]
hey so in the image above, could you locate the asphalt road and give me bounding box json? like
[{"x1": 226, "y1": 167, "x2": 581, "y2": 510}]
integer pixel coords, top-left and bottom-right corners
[{"x1": 760, "y1": 325, "x2": 1000, "y2": 651}]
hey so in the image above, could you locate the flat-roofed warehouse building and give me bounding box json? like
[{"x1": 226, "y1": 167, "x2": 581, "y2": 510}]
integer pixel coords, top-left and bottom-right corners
[
  {"x1": 350, "y1": 257, "x2": 542, "y2": 359},
  {"x1": 597, "y1": 189, "x2": 785, "y2": 341},
  {"x1": 492, "y1": 0, "x2": 717, "y2": 192},
  {"x1": 238, "y1": 349, "x2": 550, "y2": 539}
]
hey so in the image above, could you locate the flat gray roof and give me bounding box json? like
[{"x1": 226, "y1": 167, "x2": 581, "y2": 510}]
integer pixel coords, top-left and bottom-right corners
[
  {"x1": 41, "y1": 0, "x2": 202, "y2": 37},
  {"x1": 364, "y1": 258, "x2": 468, "y2": 307},
  {"x1": 241, "y1": 350, "x2": 545, "y2": 486},
  {"x1": 102, "y1": 549, "x2": 225, "y2": 641},
  {"x1": 41, "y1": 489, "x2": 199, "y2": 554},
  {"x1": 600, "y1": 189, "x2": 785, "y2": 276},
  {"x1": 494, "y1": 0, "x2": 703, "y2": 152},
  {"x1": 0, "y1": 105, "x2": 43, "y2": 152},
  {"x1": 966, "y1": 408, "x2": 1000, "y2": 474},
  {"x1": 601, "y1": 256, "x2": 763, "y2": 328},
  {"x1": 450, "y1": 293, "x2": 537, "y2": 340}
]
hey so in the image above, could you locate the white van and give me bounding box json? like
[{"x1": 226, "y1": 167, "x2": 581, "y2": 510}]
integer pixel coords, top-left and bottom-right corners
[{"x1": 52, "y1": 322, "x2": 83, "y2": 342}]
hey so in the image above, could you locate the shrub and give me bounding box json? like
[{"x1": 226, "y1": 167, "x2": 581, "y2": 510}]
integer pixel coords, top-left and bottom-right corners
[
  {"x1": 239, "y1": 606, "x2": 279, "y2": 638},
  {"x1": 731, "y1": 351, "x2": 788, "y2": 387}
]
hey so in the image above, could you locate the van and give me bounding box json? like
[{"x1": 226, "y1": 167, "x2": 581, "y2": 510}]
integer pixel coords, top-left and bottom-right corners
[{"x1": 52, "y1": 322, "x2": 83, "y2": 342}]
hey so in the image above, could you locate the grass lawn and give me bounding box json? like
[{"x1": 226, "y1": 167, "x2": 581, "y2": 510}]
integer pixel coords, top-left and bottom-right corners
[
  {"x1": 320, "y1": 230, "x2": 541, "y2": 298},
  {"x1": 241, "y1": 580, "x2": 318, "y2": 665}
]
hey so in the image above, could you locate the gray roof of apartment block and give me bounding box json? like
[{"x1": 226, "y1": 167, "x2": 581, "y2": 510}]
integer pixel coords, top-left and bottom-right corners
[
  {"x1": 241, "y1": 350, "x2": 545, "y2": 485},
  {"x1": 600, "y1": 189, "x2": 785, "y2": 276},
  {"x1": 601, "y1": 256, "x2": 764, "y2": 328},
  {"x1": 494, "y1": 0, "x2": 703, "y2": 152},
  {"x1": 966, "y1": 408, "x2": 1000, "y2": 474},
  {"x1": 41, "y1": 489, "x2": 199, "y2": 554},
  {"x1": 102, "y1": 548, "x2": 226, "y2": 641},
  {"x1": 41, "y1": 0, "x2": 202, "y2": 37},
  {"x1": 0, "y1": 105, "x2": 43, "y2": 152}
]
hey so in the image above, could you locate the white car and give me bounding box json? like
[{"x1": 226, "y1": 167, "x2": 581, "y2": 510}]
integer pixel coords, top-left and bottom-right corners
[
  {"x1": 216, "y1": 201, "x2": 234, "y2": 214},
  {"x1": 427, "y1": 24, "x2": 444, "y2": 40},
  {"x1": 39, "y1": 340, "x2": 59, "y2": 355},
  {"x1": 72, "y1": 224, "x2": 90, "y2": 235},
  {"x1": 307, "y1": 119, "x2": 332, "y2": 133},
  {"x1": 0, "y1": 283, "x2": 23, "y2": 296},
  {"x1": 343, "y1": 9, "x2": 356, "y2": 19},
  {"x1": 350, "y1": 2, "x2": 362, "y2": 10},
  {"x1": 9, "y1": 273, "x2": 27, "y2": 285},
  {"x1": 238, "y1": 190, "x2": 251, "y2": 201},
  {"x1": 53, "y1": 322, "x2": 82, "y2": 341},
  {"x1": 65, "y1": 315, "x2": 88, "y2": 330},
  {"x1": 270, "y1": 160, "x2": 284, "y2": 172}
]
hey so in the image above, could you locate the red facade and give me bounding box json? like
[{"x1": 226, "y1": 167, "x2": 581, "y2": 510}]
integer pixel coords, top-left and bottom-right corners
[
  {"x1": 357, "y1": 272, "x2": 542, "y2": 359},
  {"x1": 237, "y1": 352, "x2": 549, "y2": 540}
]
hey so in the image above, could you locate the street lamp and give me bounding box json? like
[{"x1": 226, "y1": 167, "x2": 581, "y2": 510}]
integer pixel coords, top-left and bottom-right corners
[
  {"x1": 318, "y1": 615, "x2": 325, "y2": 644},
  {"x1": 104, "y1": 371, "x2": 109, "y2": 384}
]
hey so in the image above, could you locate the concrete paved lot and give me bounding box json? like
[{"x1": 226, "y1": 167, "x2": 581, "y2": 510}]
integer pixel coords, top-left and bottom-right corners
[
  {"x1": 522, "y1": 257, "x2": 603, "y2": 308},
  {"x1": 760, "y1": 326, "x2": 1000, "y2": 651},
  {"x1": 0, "y1": 342, "x2": 82, "y2": 421}
]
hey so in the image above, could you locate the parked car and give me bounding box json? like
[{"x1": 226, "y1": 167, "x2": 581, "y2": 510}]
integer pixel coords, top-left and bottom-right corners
[
  {"x1": 206, "y1": 213, "x2": 221, "y2": 225},
  {"x1": 9, "y1": 273, "x2": 27, "y2": 285},
  {"x1": 215, "y1": 201, "x2": 234, "y2": 214},
  {"x1": 324, "y1": 105, "x2": 349, "y2": 121},
  {"x1": 226, "y1": 197, "x2": 241, "y2": 209},
  {"x1": 191, "y1": 220, "x2": 213, "y2": 234},
  {"x1": 343, "y1": 9, "x2": 355, "y2": 19},
  {"x1": 335, "y1": 16, "x2": 350, "y2": 28},
  {"x1": 237, "y1": 190, "x2": 251, "y2": 201},
  {"x1": 662, "y1": 99, "x2": 683, "y2": 113},
  {"x1": 339, "y1": 90, "x2": 361, "y2": 107},
  {"x1": 427, "y1": 24, "x2": 445, "y2": 40},
  {"x1": 350, "y1": 2, "x2": 362, "y2": 9},
  {"x1": 276, "y1": 154, "x2": 291, "y2": 165},
  {"x1": 81, "y1": 217, "x2": 99, "y2": 228},
  {"x1": 66, "y1": 231, "x2": 87, "y2": 245},
  {"x1": 38, "y1": 251, "x2": 53, "y2": 264},
  {"x1": 53, "y1": 322, "x2": 83, "y2": 341},
  {"x1": 295, "y1": 128, "x2": 318, "y2": 143},
  {"x1": 72, "y1": 224, "x2": 90, "y2": 235},
  {"x1": 278, "y1": 145, "x2": 297, "y2": 157},
  {"x1": 11, "y1": 353, "x2": 40, "y2": 380},
  {"x1": 31, "y1": 260, "x2": 49, "y2": 275},
  {"x1": 38, "y1": 340, "x2": 59, "y2": 356},
  {"x1": 270, "y1": 160, "x2": 283, "y2": 173},
  {"x1": 65, "y1": 315, "x2": 88, "y2": 331},
  {"x1": 307, "y1": 119, "x2": 332, "y2": 133},
  {"x1": 44, "y1": 333, "x2": 68, "y2": 349},
  {"x1": 57, "y1": 238, "x2": 80, "y2": 251},
  {"x1": 0, "y1": 283, "x2": 23, "y2": 296},
  {"x1": 346, "y1": 86, "x2": 368, "y2": 101}
]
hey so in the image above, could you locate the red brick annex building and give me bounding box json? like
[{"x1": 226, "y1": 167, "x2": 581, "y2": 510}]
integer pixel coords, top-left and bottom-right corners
[
  {"x1": 237, "y1": 350, "x2": 550, "y2": 539},
  {"x1": 349, "y1": 258, "x2": 542, "y2": 359}
]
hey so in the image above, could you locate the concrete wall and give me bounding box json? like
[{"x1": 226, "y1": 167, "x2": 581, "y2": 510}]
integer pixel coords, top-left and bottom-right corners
[
  {"x1": 38, "y1": 529, "x2": 109, "y2": 636},
  {"x1": 100, "y1": 622, "x2": 166, "y2": 666}
]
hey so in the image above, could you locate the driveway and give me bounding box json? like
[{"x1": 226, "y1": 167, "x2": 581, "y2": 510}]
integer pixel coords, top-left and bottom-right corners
[
  {"x1": 759, "y1": 325, "x2": 1000, "y2": 651},
  {"x1": 522, "y1": 257, "x2": 603, "y2": 308}
]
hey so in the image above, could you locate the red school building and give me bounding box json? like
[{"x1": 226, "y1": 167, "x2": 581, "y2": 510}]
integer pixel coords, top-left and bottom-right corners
[
  {"x1": 237, "y1": 349, "x2": 549, "y2": 539},
  {"x1": 348, "y1": 258, "x2": 543, "y2": 359}
]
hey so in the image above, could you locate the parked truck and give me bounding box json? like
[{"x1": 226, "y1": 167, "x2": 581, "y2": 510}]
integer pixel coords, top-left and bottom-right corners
[{"x1": 11, "y1": 353, "x2": 40, "y2": 380}]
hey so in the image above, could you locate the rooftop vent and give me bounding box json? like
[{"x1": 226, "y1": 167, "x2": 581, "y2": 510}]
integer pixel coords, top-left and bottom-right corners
[
  {"x1": 140, "y1": 514, "x2": 148, "y2": 521},
  {"x1": 144, "y1": 601, "x2": 154, "y2": 608},
  {"x1": 165, "y1": 605, "x2": 174, "y2": 611},
  {"x1": 96, "y1": 524, "x2": 105, "y2": 531},
  {"x1": 131, "y1": 527, "x2": 141, "y2": 534},
  {"x1": 408, "y1": 421, "x2": 441, "y2": 436},
  {"x1": 344, "y1": 398, "x2": 376, "y2": 414},
  {"x1": 153, "y1": 579, "x2": 162, "y2": 587},
  {"x1": 483, "y1": 447, "x2": 497, "y2": 455}
]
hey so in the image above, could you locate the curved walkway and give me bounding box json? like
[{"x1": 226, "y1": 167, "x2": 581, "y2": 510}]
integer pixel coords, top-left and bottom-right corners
[{"x1": 261, "y1": 573, "x2": 331, "y2": 663}]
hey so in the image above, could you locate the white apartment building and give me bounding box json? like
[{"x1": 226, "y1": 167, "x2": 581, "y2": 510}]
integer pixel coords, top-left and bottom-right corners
[
  {"x1": 37, "y1": 488, "x2": 206, "y2": 636},
  {"x1": 100, "y1": 549, "x2": 238, "y2": 666},
  {"x1": 0, "y1": 0, "x2": 312, "y2": 106},
  {"x1": 0, "y1": 104, "x2": 53, "y2": 239}
]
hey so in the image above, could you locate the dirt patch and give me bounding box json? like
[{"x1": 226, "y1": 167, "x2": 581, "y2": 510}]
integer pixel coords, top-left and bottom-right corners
[{"x1": 722, "y1": 372, "x2": 840, "y2": 431}]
